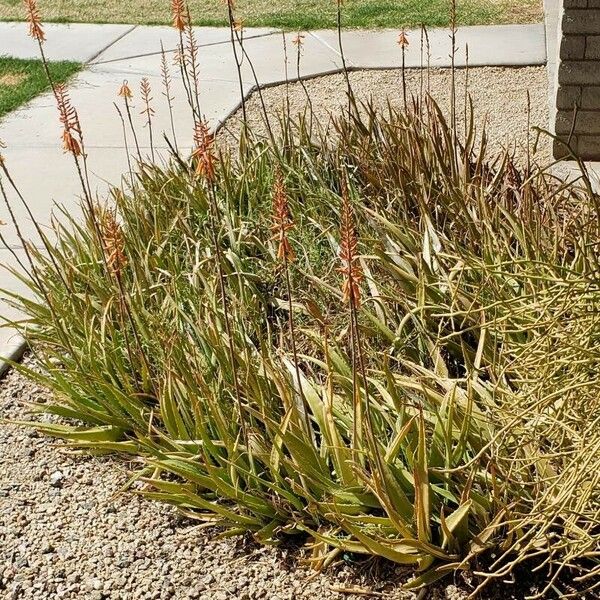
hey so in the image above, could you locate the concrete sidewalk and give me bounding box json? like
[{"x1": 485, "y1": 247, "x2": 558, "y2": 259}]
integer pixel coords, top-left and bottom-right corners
[{"x1": 0, "y1": 21, "x2": 548, "y2": 365}]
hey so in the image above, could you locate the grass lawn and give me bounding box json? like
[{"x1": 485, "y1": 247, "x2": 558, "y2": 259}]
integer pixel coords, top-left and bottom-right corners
[
  {"x1": 0, "y1": 57, "x2": 80, "y2": 119},
  {"x1": 0, "y1": 0, "x2": 543, "y2": 30}
]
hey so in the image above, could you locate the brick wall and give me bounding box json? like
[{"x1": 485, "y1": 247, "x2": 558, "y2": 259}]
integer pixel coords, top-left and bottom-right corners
[{"x1": 555, "y1": 0, "x2": 600, "y2": 159}]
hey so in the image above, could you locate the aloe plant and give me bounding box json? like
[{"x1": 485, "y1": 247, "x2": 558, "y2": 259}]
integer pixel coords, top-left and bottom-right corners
[
  {"x1": 0, "y1": 1, "x2": 597, "y2": 596},
  {"x1": 1, "y1": 97, "x2": 597, "y2": 597}
]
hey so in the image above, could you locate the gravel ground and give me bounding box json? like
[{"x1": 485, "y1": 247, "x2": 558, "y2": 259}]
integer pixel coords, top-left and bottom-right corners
[
  {"x1": 219, "y1": 67, "x2": 550, "y2": 164},
  {"x1": 0, "y1": 360, "x2": 555, "y2": 600}
]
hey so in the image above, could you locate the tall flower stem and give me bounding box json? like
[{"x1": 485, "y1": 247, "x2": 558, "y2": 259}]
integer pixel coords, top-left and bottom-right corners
[
  {"x1": 398, "y1": 30, "x2": 409, "y2": 111},
  {"x1": 194, "y1": 121, "x2": 250, "y2": 457},
  {"x1": 24, "y1": 0, "x2": 94, "y2": 220},
  {"x1": 338, "y1": 176, "x2": 365, "y2": 457},
  {"x1": 335, "y1": 0, "x2": 355, "y2": 116},
  {"x1": 293, "y1": 33, "x2": 314, "y2": 134},
  {"x1": 231, "y1": 22, "x2": 275, "y2": 145},
  {"x1": 225, "y1": 0, "x2": 247, "y2": 124},
  {"x1": 449, "y1": 0, "x2": 458, "y2": 137},
  {"x1": 171, "y1": 0, "x2": 199, "y2": 122},
  {"x1": 140, "y1": 77, "x2": 156, "y2": 162},
  {"x1": 160, "y1": 43, "x2": 179, "y2": 152},
  {"x1": 118, "y1": 81, "x2": 142, "y2": 162},
  {"x1": 272, "y1": 169, "x2": 312, "y2": 437}
]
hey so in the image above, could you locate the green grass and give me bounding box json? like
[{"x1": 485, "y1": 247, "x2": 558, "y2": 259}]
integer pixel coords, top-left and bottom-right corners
[
  {"x1": 0, "y1": 57, "x2": 81, "y2": 119},
  {"x1": 0, "y1": 0, "x2": 543, "y2": 29}
]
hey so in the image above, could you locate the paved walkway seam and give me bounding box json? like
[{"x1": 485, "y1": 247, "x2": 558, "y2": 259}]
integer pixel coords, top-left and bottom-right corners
[
  {"x1": 88, "y1": 25, "x2": 138, "y2": 63},
  {"x1": 92, "y1": 30, "x2": 283, "y2": 65}
]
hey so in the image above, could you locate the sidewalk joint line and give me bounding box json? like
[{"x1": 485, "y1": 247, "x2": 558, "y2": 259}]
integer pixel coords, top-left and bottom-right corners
[
  {"x1": 92, "y1": 29, "x2": 282, "y2": 65},
  {"x1": 88, "y1": 24, "x2": 138, "y2": 64}
]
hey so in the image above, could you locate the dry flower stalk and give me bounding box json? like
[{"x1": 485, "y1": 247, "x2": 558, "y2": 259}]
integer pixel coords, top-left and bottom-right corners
[
  {"x1": 160, "y1": 44, "x2": 178, "y2": 151},
  {"x1": 23, "y1": 0, "x2": 45, "y2": 42},
  {"x1": 160, "y1": 47, "x2": 174, "y2": 101},
  {"x1": 54, "y1": 84, "x2": 82, "y2": 156},
  {"x1": 192, "y1": 120, "x2": 216, "y2": 183},
  {"x1": 172, "y1": 47, "x2": 183, "y2": 67},
  {"x1": 183, "y1": 19, "x2": 202, "y2": 116},
  {"x1": 140, "y1": 78, "x2": 155, "y2": 118},
  {"x1": 171, "y1": 0, "x2": 187, "y2": 31},
  {"x1": 338, "y1": 179, "x2": 363, "y2": 308},
  {"x1": 271, "y1": 169, "x2": 295, "y2": 263},
  {"x1": 140, "y1": 77, "x2": 156, "y2": 160},
  {"x1": 292, "y1": 33, "x2": 305, "y2": 47}
]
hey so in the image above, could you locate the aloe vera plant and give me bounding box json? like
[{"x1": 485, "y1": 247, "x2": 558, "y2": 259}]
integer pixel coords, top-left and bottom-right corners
[
  {"x1": 0, "y1": 0, "x2": 598, "y2": 596},
  {"x1": 1, "y1": 97, "x2": 598, "y2": 598}
]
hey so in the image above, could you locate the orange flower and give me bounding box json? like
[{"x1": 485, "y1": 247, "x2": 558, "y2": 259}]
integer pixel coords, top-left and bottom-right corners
[
  {"x1": 118, "y1": 80, "x2": 133, "y2": 100},
  {"x1": 338, "y1": 178, "x2": 363, "y2": 308},
  {"x1": 171, "y1": 0, "x2": 187, "y2": 31},
  {"x1": 233, "y1": 18, "x2": 244, "y2": 32},
  {"x1": 397, "y1": 30, "x2": 409, "y2": 48},
  {"x1": 271, "y1": 169, "x2": 295, "y2": 263},
  {"x1": 192, "y1": 120, "x2": 216, "y2": 183},
  {"x1": 292, "y1": 33, "x2": 305, "y2": 47},
  {"x1": 61, "y1": 130, "x2": 82, "y2": 156},
  {"x1": 23, "y1": 0, "x2": 45, "y2": 43}
]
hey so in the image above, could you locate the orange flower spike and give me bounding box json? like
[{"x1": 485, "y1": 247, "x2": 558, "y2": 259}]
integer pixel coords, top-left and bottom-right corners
[
  {"x1": 98, "y1": 205, "x2": 127, "y2": 278},
  {"x1": 338, "y1": 178, "x2": 363, "y2": 308},
  {"x1": 192, "y1": 120, "x2": 216, "y2": 183},
  {"x1": 397, "y1": 29, "x2": 409, "y2": 48},
  {"x1": 23, "y1": 0, "x2": 45, "y2": 43},
  {"x1": 292, "y1": 33, "x2": 305, "y2": 47},
  {"x1": 233, "y1": 18, "x2": 244, "y2": 32},
  {"x1": 118, "y1": 80, "x2": 133, "y2": 100},
  {"x1": 171, "y1": 0, "x2": 187, "y2": 31},
  {"x1": 271, "y1": 169, "x2": 296, "y2": 263},
  {"x1": 54, "y1": 84, "x2": 82, "y2": 156}
]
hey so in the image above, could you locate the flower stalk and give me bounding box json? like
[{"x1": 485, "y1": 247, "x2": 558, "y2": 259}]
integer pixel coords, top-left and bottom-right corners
[
  {"x1": 271, "y1": 169, "x2": 312, "y2": 437},
  {"x1": 118, "y1": 80, "x2": 142, "y2": 161},
  {"x1": 140, "y1": 77, "x2": 156, "y2": 162},
  {"x1": 338, "y1": 176, "x2": 367, "y2": 456},
  {"x1": 193, "y1": 119, "x2": 250, "y2": 455},
  {"x1": 160, "y1": 42, "x2": 179, "y2": 152},
  {"x1": 398, "y1": 30, "x2": 409, "y2": 110}
]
